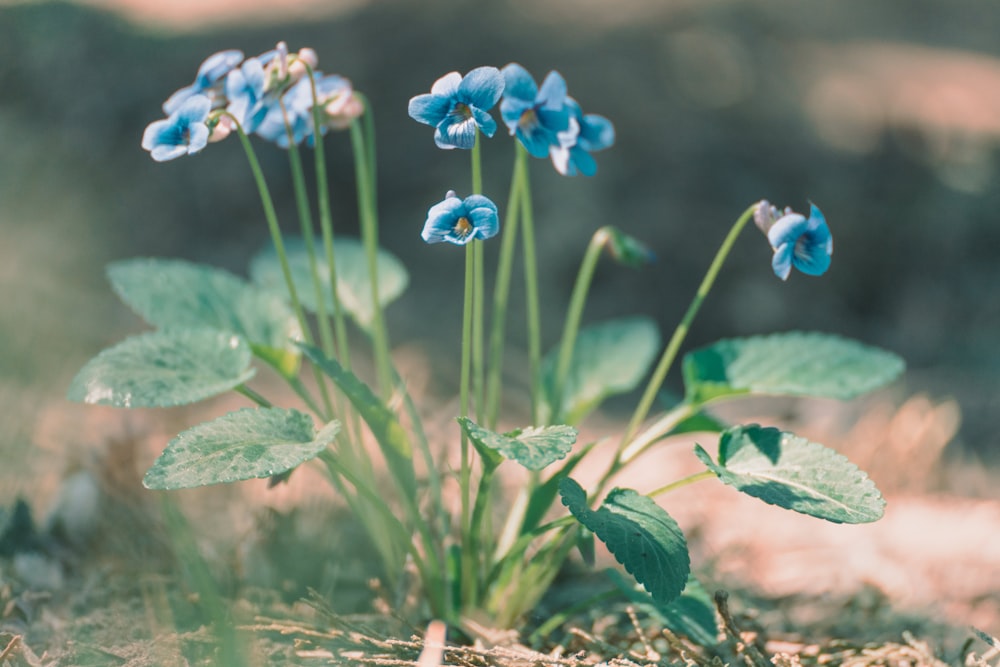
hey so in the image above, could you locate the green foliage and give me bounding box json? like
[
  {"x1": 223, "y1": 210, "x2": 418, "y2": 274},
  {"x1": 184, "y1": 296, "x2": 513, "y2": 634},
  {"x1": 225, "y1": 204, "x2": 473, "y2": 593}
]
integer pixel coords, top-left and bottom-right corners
[
  {"x1": 695, "y1": 424, "x2": 885, "y2": 524},
  {"x1": 107, "y1": 258, "x2": 302, "y2": 377},
  {"x1": 143, "y1": 408, "x2": 339, "y2": 490},
  {"x1": 67, "y1": 329, "x2": 255, "y2": 407},
  {"x1": 250, "y1": 237, "x2": 408, "y2": 331},
  {"x1": 559, "y1": 478, "x2": 690, "y2": 605},
  {"x1": 683, "y1": 332, "x2": 905, "y2": 404},
  {"x1": 609, "y1": 570, "x2": 718, "y2": 646},
  {"x1": 299, "y1": 344, "x2": 415, "y2": 497},
  {"x1": 543, "y1": 317, "x2": 661, "y2": 424},
  {"x1": 457, "y1": 418, "x2": 577, "y2": 471}
]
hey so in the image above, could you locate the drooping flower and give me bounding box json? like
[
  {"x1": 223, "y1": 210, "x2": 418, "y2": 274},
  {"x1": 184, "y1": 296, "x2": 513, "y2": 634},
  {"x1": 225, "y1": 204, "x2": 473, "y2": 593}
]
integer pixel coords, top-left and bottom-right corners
[
  {"x1": 763, "y1": 202, "x2": 833, "y2": 280},
  {"x1": 162, "y1": 49, "x2": 244, "y2": 115},
  {"x1": 421, "y1": 191, "x2": 499, "y2": 245},
  {"x1": 550, "y1": 97, "x2": 615, "y2": 177},
  {"x1": 408, "y1": 67, "x2": 505, "y2": 149},
  {"x1": 141, "y1": 94, "x2": 212, "y2": 162},
  {"x1": 255, "y1": 72, "x2": 363, "y2": 147},
  {"x1": 225, "y1": 43, "x2": 316, "y2": 134},
  {"x1": 500, "y1": 63, "x2": 571, "y2": 158}
]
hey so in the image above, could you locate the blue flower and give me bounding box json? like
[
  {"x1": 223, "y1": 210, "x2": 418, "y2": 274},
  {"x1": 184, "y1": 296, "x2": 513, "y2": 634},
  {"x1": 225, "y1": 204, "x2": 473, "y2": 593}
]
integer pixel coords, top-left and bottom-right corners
[
  {"x1": 408, "y1": 67, "x2": 505, "y2": 149},
  {"x1": 256, "y1": 73, "x2": 362, "y2": 147},
  {"x1": 766, "y1": 203, "x2": 833, "y2": 280},
  {"x1": 422, "y1": 191, "x2": 499, "y2": 245},
  {"x1": 550, "y1": 97, "x2": 615, "y2": 176},
  {"x1": 500, "y1": 64, "x2": 571, "y2": 158},
  {"x1": 163, "y1": 50, "x2": 244, "y2": 115},
  {"x1": 225, "y1": 56, "x2": 273, "y2": 133},
  {"x1": 141, "y1": 94, "x2": 212, "y2": 162}
]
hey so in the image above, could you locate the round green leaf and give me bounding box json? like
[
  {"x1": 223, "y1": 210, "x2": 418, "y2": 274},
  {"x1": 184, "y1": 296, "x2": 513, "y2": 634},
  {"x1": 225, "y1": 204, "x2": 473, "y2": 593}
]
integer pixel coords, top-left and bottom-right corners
[
  {"x1": 543, "y1": 316, "x2": 661, "y2": 424},
  {"x1": 696, "y1": 424, "x2": 885, "y2": 524},
  {"x1": 143, "y1": 408, "x2": 339, "y2": 489},
  {"x1": 250, "y1": 237, "x2": 408, "y2": 330},
  {"x1": 560, "y1": 478, "x2": 689, "y2": 605},
  {"x1": 107, "y1": 258, "x2": 302, "y2": 376},
  {"x1": 683, "y1": 332, "x2": 905, "y2": 404},
  {"x1": 67, "y1": 329, "x2": 256, "y2": 408},
  {"x1": 457, "y1": 418, "x2": 577, "y2": 471}
]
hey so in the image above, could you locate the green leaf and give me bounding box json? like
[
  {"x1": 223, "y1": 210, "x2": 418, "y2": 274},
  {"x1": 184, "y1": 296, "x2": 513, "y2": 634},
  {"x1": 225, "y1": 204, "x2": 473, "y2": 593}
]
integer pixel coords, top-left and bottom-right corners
[
  {"x1": 299, "y1": 344, "x2": 415, "y2": 497},
  {"x1": 696, "y1": 424, "x2": 885, "y2": 524},
  {"x1": 559, "y1": 478, "x2": 689, "y2": 605},
  {"x1": 107, "y1": 258, "x2": 302, "y2": 377},
  {"x1": 143, "y1": 408, "x2": 338, "y2": 490},
  {"x1": 67, "y1": 329, "x2": 256, "y2": 408},
  {"x1": 543, "y1": 317, "x2": 661, "y2": 424},
  {"x1": 250, "y1": 237, "x2": 408, "y2": 331},
  {"x1": 457, "y1": 418, "x2": 576, "y2": 471},
  {"x1": 608, "y1": 570, "x2": 717, "y2": 646},
  {"x1": 683, "y1": 332, "x2": 905, "y2": 404}
]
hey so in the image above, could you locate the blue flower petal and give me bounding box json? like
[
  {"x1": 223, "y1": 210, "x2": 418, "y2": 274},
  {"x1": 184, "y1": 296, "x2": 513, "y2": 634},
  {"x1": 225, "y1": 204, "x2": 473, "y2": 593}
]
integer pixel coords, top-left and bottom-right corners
[
  {"x1": 150, "y1": 144, "x2": 191, "y2": 162},
  {"x1": 536, "y1": 106, "x2": 571, "y2": 133},
  {"x1": 537, "y1": 70, "x2": 568, "y2": 110},
  {"x1": 771, "y1": 243, "x2": 794, "y2": 281},
  {"x1": 767, "y1": 213, "x2": 808, "y2": 249},
  {"x1": 502, "y1": 63, "x2": 538, "y2": 103},
  {"x1": 162, "y1": 85, "x2": 198, "y2": 116},
  {"x1": 430, "y1": 71, "x2": 462, "y2": 97},
  {"x1": 579, "y1": 113, "x2": 615, "y2": 151},
  {"x1": 470, "y1": 106, "x2": 498, "y2": 138},
  {"x1": 435, "y1": 115, "x2": 478, "y2": 149},
  {"x1": 408, "y1": 93, "x2": 451, "y2": 127},
  {"x1": 518, "y1": 126, "x2": 557, "y2": 158},
  {"x1": 467, "y1": 208, "x2": 499, "y2": 240},
  {"x1": 196, "y1": 49, "x2": 244, "y2": 89},
  {"x1": 500, "y1": 98, "x2": 531, "y2": 132},
  {"x1": 459, "y1": 66, "x2": 504, "y2": 111}
]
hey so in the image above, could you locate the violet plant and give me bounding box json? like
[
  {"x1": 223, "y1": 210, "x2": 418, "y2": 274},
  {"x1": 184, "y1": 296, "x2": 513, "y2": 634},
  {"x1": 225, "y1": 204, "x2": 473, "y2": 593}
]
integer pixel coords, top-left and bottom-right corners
[{"x1": 70, "y1": 44, "x2": 904, "y2": 639}]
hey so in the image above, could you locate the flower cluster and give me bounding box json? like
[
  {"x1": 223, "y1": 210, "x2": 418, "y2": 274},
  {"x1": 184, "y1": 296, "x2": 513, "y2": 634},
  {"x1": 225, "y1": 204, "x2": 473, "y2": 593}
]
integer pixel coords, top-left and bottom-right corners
[
  {"x1": 755, "y1": 200, "x2": 833, "y2": 280},
  {"x1": 408, "y1": 63, "x2": 614, "y2": 176},
  {"x1": 142, "y1": 43, "x2": 363, "y2": 161}
]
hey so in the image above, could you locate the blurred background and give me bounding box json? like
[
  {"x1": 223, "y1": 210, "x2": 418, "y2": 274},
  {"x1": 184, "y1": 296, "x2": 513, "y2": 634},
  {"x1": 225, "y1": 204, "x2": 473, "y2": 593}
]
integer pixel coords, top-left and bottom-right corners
[{"x1": 1, "y1": 0, "x2": 999, "y2": 494}]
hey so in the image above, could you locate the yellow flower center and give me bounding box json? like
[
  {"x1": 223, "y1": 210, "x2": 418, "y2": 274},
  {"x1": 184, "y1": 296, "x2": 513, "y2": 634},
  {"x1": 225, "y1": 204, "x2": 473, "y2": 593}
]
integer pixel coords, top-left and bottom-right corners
[
  {"x1": 518, "y1": 109, "x2": 537, "y2": 130},
  {"x1": 453, "y1": 216, "x2": 473, "y2": 239}
]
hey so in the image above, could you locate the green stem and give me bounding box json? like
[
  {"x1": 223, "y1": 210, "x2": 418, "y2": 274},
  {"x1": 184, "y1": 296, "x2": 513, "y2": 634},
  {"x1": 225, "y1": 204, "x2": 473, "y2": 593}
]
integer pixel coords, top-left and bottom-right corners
[
  {"x1": 235, "y1": 385, "x2": 272, "y2": 408},
  {"x1": 349, "y1": 118, "x2": 394, "y2": 398},
  {"x1": 306, "y1": 67, "x2": 353, "y2": 377},
  {"x1": 517, "y1": 145, "x2": 542, "y2": 424},
  {"x1": 647, "y1": 469, "x2": 716, "y2": 498},
  {"x1": 485, "y1": 152, "x2": 526, "y2": 428},
  {"x1": 618, "y1": 203, "x2": 758, "y2": 450},
  {"x1": 471, "y1": 134, "x2": 485, "y2": 422},
  {"x1": 233, "y1": 121, "x2": 330, "y2": 420},
  {"x1": 550, "y1": 226, "x2": 613, "y2": 423},
  {"x1": 459, "y1": 240, "x2": 475, "y2": 607}
]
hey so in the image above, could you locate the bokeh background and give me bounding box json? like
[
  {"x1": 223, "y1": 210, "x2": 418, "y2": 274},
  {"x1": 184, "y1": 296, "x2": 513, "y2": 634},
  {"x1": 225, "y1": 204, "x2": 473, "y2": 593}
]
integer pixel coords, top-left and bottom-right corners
[{"x1": 2, "y1": 0, "x2": 999, "y2": 492}]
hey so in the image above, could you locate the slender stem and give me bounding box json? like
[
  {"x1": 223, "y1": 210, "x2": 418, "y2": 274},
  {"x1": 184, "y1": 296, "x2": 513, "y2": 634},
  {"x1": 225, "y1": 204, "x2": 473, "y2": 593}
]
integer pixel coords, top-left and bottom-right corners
[
  {"x1": 458, "y1": 241, "x2": 475, "y2": 606},
  {"x1": 350, "y1": 119, "x2": 394, "y2": 397},
  {"x1": 236, "y1": 385, "x2": 272, "y2": 408},
  {"x1": 550, "y1": 226, "x2": 613, "y2": 423},
  {"x1": 647, "y1": 469, "x2": 716, "y2": 498},
  {"x1": 517, "y1": 145, "x2": 542, "y2": 424},
  {"x1": 470, "y1": 134, "x2": 485, "y2": 422},
  {"x1": 306, "y1": 67, "x2": 353, "y2": 376},
  {"x1": 618, "y1": 203, "x2": 758, "y2": 450},
  {"x1": 617, "y1": 401, "x2": 696, "y2": 466},
  {"x1": 233, "y1": 121, "x2": 330, "y2": 420},
  {"x1": 485, "y1": 152, "x2": 526, "y2": 428}
]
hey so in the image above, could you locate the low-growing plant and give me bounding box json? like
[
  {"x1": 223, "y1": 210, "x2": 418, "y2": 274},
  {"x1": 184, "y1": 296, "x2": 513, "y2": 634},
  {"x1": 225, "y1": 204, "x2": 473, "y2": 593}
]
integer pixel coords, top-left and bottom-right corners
[{"x1": 70, "y1": 43, "x2": 904, "y2": 638}]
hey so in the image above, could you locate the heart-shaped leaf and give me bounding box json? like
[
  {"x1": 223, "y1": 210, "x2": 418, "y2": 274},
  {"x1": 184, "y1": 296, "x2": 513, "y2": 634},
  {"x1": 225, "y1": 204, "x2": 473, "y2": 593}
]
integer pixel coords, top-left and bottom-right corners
[
  {"x1": 695, "y1": 424, "x2": 885, "y2": 524},
  {"x1": 543, "y1": 317, "x2": 661, "y2": 424},
  {"x1": 107, "y1": 258, "x2": 302, "y2": 377},
  {"x1": 683, "y1": 332, "x2": 904, "y2": 404},
  {"x1": 250, "y1": 237, "x2": 408, "y2": 331},
  {"x1": 67, "y1": 329, "x2": 255, "y2": 408},
  {"x1": 560, "y1": 477, "x2": 689, "y2": 605},
  {"x1": 143, "y1": 408, "x2": 339, "y2": 489},
  {"x1": 457, "y1": 418, "x2": 577, "y2": 471}
]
